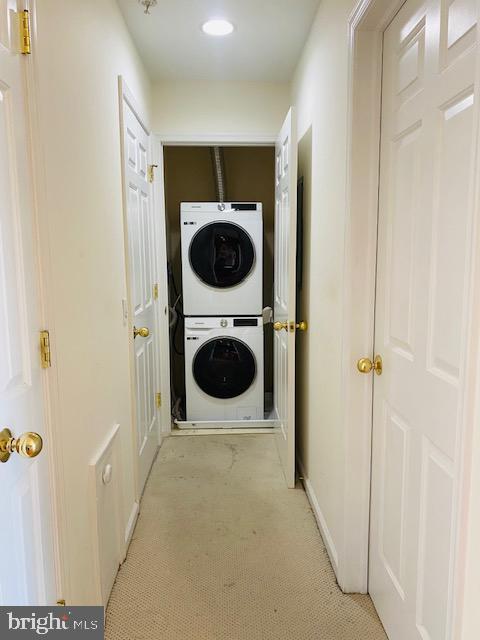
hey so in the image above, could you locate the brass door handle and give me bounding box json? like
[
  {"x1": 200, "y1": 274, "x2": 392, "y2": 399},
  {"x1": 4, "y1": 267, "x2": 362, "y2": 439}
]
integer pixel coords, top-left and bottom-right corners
[
  {"x1": 357, "y1": 355, "x2": 383, "y2": 376},
  {"x1": 133, "y1": 326, "x2": 150, "y2": 339},
  {"x1": 274, "y1": 320, "x2": 308, "y2": 332},
  {"x1": 0, "y1": 428, "x2": 43, "y2": 463}
]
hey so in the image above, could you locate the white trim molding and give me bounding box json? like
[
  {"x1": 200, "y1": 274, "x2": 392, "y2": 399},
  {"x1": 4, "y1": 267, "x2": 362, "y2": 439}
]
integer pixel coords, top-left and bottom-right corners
[
  {"x1": 124, "y1": 501, "x2": 140, "y2": 552},
  {"x1": 151, "y1": 135, "x2": 172, "y2": 436},
  {"x1": 298, "y1": 459, "x2": 339, "y2": 573},
  {"x1": 340, "y1": 0, "x2": 408, "y2": 594},
  {"x1": 156, "y1": 133, "x2": 276, "y2": 146},
  {"x1": 24, "y1": 0, "x2": 70, "y2": 604}
]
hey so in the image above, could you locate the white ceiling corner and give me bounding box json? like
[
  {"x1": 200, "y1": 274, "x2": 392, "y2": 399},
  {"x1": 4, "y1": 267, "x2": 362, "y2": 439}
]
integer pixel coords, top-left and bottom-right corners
[{"x1": 116, "y1": 0, "x2": 320, "y2": 83}]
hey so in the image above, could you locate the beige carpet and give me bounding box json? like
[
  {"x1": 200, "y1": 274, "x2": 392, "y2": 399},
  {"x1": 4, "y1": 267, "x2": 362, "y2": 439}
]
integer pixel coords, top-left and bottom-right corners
[{"x1": 106, "y1": 435, "x2": 387, "y2": 640}]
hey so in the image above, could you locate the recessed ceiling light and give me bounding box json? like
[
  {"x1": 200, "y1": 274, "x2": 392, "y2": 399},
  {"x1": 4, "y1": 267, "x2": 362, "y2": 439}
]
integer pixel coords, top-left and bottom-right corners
[{"x1": 202, "y1": 19, "x2": 234, "y2": 37}]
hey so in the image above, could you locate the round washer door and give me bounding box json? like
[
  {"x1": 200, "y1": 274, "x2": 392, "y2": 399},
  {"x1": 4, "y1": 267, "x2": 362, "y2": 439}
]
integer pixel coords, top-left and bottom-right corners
[
  {"x1": 193, "y1": 337, "x2": 257, "y2": 399},
  {"x1": 189, "y1": 222, "x2": 255, "y2": 288}
]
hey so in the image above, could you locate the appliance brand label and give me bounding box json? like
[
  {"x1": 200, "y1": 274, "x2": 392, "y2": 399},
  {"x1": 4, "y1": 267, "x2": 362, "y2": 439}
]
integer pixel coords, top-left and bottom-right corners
[{"x1": 0, "y1": 607, "x2": 104, "y2": 638}]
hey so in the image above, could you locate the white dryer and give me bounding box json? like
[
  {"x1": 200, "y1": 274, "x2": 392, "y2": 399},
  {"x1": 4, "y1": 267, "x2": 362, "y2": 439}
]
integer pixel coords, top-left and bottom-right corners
[
  {"x1": 184, "y1": 316, "x2": 264, "y2": 422},
  {"x1": 181, "y1": 202, "x2": 263, "y2": 316}
]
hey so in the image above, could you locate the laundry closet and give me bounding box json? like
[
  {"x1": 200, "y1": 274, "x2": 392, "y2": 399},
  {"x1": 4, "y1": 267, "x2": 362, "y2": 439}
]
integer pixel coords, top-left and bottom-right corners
[
  {"x1": 122, "y1": 93, "x2": 298, "y2": 485},
  {"x1": 162, "y1": 146, "x2": 277, "y2": 428}
]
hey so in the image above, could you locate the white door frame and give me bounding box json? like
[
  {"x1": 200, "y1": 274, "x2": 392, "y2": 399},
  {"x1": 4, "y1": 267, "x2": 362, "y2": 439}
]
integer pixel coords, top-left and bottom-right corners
[
  {"x1": 16, "y1": 0, "x2": 67, "y2": 603},
  {"x1": 155, "y1": 134, "x2": 276, "y2": 147},
  {"x1": 341, "y1": 0, "x2": 406, "y2": 594},
  {"x1": 342, "y1": 4, "x2": 480, "y2": 637},
  {"x1": 151, "y1": 135, "x2": 171, "y2": 436},
  {"x1": 152, "y1": 133, "x2": 277, "y2": 436}
]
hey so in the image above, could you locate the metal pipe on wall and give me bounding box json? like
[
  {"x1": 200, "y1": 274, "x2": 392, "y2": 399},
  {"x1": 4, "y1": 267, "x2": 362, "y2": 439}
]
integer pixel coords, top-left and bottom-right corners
[{"x1": 210, "y1": 146, "x2": 227, "y2": 202}]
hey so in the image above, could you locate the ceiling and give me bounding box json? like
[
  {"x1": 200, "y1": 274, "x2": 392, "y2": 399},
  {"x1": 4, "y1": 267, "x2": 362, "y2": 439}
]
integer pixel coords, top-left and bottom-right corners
[{"x1": 116, "y1": 0, "x2": 320, "y2": 83}]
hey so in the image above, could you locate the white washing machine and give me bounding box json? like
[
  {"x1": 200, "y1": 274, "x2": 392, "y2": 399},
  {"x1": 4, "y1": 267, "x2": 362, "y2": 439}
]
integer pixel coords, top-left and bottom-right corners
[
  {"x1": 184, "y1": 316, "x2": 264, "y2": 422},
  {"x1": 181, "y1": 202, "x2": 263, "y2": 316}
]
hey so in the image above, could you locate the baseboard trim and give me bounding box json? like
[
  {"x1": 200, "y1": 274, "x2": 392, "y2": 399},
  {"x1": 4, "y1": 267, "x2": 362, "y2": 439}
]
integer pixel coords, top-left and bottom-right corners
[
  {"x1": 298, "y1": 458, "x2": 339, "y2": 572},
  {"x1": 124, "y1": 501, "x2": 139, "y2": 553},
  {"x1": 171, "y1": 427, "x2": 274, "y2": 436},
  {"x1": 174, "y1": 419, "x2": 277, "y2": 430}
]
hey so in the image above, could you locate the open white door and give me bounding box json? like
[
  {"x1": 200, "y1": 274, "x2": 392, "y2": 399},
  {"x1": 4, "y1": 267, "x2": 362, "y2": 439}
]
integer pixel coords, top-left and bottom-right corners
[
  {"x1": 273, "y1": 108, "x2": 298, "y2": 488},
  {"x1": 0, "y1": 5, "x2": 57, "y2": 605},
  {"x1": 121, "y1": 88, "x2": 160, "y2": 495}
]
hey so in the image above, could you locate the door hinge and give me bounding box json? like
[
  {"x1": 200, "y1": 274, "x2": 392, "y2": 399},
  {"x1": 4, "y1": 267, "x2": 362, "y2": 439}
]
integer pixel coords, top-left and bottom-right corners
[
  {"x1": 153, "y1": 283, "x2": 159, "y2": 300},
  {"x1": 19, "y1": 10, "x2": 31, "y2": 55},
  {"x1": 56, "y1": 600, "x2": 66, "y2": 607},
  {"x1": 40, "y1": 330, "x2": 51, "y2": 369},
  {"x1": 155, "y1": 392, "x2": 162, "y2": 409},
  {"x1": 147, "y1": 164, "x2": 158, "y2": 183}
]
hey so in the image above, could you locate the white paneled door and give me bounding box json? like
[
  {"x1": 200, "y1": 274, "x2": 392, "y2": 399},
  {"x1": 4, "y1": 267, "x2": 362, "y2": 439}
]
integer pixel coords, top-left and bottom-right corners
[
  {"x1": 122, "y1": 97, "x2": 159, "y2": 495},
  {"x1": 0, "y1": 5, "x2": 57, "y2": 604},
  {"x1": 369, "y1": 0, "x2": 479, "y2": 638},
  {"x1": 273, "y1": 108, "x2": 298, "y2": 488}
]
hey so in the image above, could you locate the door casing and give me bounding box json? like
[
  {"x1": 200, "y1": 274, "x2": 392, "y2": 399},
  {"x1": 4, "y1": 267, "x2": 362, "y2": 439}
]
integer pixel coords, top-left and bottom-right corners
[
  {"x1": 119, "y1": 118, "x2": 275, "y2": 467},
  {"x1": 21, "y1": 0, "x2": 68, "y2": 603},
  {"x1": 344, "y1": 4, "x2": 480, "y2": 639},
  {"x1": 152, "y1": 133, "x2": 277, "y2": 437}
]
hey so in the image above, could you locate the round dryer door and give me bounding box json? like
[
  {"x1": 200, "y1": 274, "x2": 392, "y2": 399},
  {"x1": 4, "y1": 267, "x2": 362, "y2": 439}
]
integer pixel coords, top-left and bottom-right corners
[
  {"x1": 193, "y1": 337, "x2": 257, "y2": 399},
  {"x1": 189, "y1": 222, "x2": 255, "y2": 288}
]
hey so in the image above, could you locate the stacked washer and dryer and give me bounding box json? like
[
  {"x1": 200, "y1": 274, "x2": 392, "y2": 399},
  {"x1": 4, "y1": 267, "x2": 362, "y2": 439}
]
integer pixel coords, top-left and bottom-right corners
[{"x1": 181, "y1": 202, "x2": 264, "y2": 423}]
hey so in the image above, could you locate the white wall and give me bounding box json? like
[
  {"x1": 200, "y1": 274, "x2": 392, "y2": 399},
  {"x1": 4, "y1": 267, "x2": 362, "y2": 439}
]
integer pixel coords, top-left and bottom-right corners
[
  {"x1": 291, "y1": 0, "x2": 358, "y2": 581},
  {"x1": 34, "y1": 0, "x2": 151, "y2": 604},
  {"x1": 152, "y1": 80, "x2": 290, "y2": 139}
]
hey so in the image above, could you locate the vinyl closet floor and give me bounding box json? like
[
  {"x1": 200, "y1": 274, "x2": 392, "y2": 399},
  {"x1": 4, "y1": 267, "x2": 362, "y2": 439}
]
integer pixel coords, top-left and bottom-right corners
[{"x1": 105, "y1": 434, "x2": 387, "y2": 640}]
